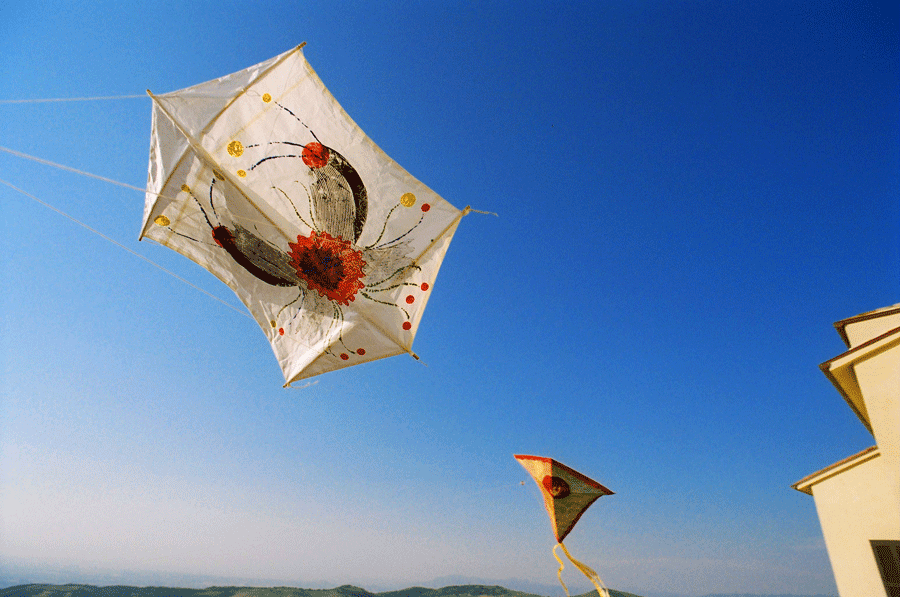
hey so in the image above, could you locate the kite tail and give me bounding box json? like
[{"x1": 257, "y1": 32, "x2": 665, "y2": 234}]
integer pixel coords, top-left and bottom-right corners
[
  {"x1": 558, "y1": 542, "x2": 610, "y2": 597},
  {"x1": 552, "y1": 544, "x2": 571, "y2": 597}
]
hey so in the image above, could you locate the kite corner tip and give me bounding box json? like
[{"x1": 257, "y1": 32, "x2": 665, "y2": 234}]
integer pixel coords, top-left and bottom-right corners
[{"x1": 298, "y1": 41, "x2": 307, "y2": 50}]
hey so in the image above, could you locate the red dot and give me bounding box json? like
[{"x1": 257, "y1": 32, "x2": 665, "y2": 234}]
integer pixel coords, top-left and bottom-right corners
[
  {"x1": 406, "y1": 295, "x2": 415, "y2": 304},
  {"x1": 357, "y1": 348, "x2": 366, "y2": 356},
  {"x1": 340, "y1": 353, "x2": 349, "y2": 360},
  {"x1": 402, "y1": 322, "x2": 412, "y2": 330},
  {"x1": 421, "y1": 203, "x2": 431, "y2": 212},
  {"x1": 278, "y1": 328, "x2": 285, "y2": 336},
  {"x1": 302, "y1": 142, "x2": 329, "y2": 168},
  {"x1": 420, "y1": 282, "x2": 429, "y2": 291}
]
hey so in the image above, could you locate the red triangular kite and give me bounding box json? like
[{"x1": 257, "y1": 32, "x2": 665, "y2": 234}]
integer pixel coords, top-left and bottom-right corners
[{"x1": 515, "y1": 454, "x2": 614, "y2": 597}]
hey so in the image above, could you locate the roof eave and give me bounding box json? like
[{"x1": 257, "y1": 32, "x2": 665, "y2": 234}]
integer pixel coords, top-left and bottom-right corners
[
  {"x1": 833, "y1": 304, "x2": 900, "y2": 348},
  {"x1": 792, "y1": 445, "x2": 880, "y2": 495},
  {"x1": 819, "y1": 325, "x2": 900, "y2": 434}
]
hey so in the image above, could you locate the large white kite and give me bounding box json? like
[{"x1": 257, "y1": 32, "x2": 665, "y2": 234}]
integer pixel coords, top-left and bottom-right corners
[{"x1": 141, "y1": 45, "x2": 468, "y2": 385}]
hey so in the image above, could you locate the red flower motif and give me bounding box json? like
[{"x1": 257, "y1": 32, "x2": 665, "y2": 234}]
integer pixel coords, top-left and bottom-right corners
[
  {"x1": 288, "y1": 231, "x2": 366, "y2": 305},
  {"x1": 302, "y1": 142, "x2": 329, "y2": 169}
]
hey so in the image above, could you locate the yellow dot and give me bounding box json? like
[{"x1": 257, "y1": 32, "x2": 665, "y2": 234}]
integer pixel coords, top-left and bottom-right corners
[
  {"x1": 270, "y1": 320, "x2": 276, "y2": 328},
  {"x1": 181, "y1": 184, "x2": 190, "y2": 193},
  {"x1": 154, "y1": 215, "x2": 170, "y2": 226},
  {"x1": 262, "y1": 93, "x2": 272, "y2": 103},
  {"x1": 400, "y1": 192, "x2": 416, "y2": 207},
  {"x1": 237, "y1": 169, "x2": 247, "y2": 177},
  {"x1": 227, "y1": 140, "x2": 244, "y2": 157}
]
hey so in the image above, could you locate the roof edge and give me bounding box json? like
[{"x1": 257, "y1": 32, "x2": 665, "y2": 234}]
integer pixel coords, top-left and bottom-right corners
[
  {"x1": 833, "y1": 304, "x2": 900, "y2": 348},
  {"x1": 819, "y1": 324, "x2": 900, "y2": 434},
  {"x1": 791, "y1": 445, "x2": 879, "y2": 495}
]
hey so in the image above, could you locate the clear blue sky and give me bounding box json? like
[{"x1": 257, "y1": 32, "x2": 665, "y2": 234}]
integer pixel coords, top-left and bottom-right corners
[{"x1": 1, "y1": 2, "x2": 897, "y2": 597}]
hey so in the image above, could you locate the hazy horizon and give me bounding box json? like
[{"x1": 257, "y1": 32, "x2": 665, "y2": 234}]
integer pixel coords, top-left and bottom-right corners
[{"x1": 0, "y1": 557, "x2": 838, "y2": 597}]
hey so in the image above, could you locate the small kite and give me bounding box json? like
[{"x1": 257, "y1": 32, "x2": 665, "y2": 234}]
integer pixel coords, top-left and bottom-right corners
[
  {"x1": 141, "y1": 44, "x2": 470, "y2": 385},
  {"x1": 515, "y1": 454, "x2": 614, "y2": 597}
]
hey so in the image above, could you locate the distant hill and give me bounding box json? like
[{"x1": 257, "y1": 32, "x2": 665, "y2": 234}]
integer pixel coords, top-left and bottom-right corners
[{"x1": 0, "y1": 583, "x2": 644, "y2": 597}]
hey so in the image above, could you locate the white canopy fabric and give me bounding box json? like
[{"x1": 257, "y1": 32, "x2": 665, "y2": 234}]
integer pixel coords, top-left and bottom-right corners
[{"x1": 142, "y1": 46, "x2": 464, "y2": 385}]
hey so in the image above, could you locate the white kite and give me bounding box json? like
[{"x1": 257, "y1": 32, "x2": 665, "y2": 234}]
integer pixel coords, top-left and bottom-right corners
[{"x1": 141, "y1": 45, "x2": 469, "y2": 385}]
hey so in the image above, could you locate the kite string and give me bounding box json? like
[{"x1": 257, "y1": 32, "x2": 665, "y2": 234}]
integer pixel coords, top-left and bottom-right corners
[
  {"x1": 0, "y1": 145, "x2": 179, "y2": 202},
  {"x1": 0, "y1": 94, "x2": 147, "y2": 104},
  {"x1": 0, "y1": 177, "x2": 253, "y2": 321}
]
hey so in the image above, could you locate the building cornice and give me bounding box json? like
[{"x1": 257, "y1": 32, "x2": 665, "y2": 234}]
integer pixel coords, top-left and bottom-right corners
[
  {"x1": 792, "y1": 445, "x2": 880, "y2": 495},
  {"x1": 833, "y1": 304, "x2": 900, "y2": 348},
  {"x1": 820, "y1": 325, "x2": 900, "y2": 433}
]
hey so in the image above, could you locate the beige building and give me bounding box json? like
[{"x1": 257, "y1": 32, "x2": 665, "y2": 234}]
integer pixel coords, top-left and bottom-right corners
[{"x1": 792, "y1": 305, "x2": 900, "y2": 597}]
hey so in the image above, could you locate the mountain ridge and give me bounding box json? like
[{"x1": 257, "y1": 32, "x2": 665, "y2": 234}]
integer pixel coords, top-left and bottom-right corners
[
  {"x1": 0, "y1": 583, "x2": 838, "y2": 597},
  {"x1": 0, "y1": 582, "x2": 643, "y2": 597}
]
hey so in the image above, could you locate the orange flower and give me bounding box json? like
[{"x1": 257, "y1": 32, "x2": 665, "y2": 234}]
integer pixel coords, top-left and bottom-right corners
[{"x1": 288, "y1": 231, "x2": 366, "y2": 305}]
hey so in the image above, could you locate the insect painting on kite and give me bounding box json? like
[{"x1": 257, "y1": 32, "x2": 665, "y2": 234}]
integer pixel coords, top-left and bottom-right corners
[
  {"x1": 516, "y1": 454, "x2": 614, "y2": 597},
  {"x1": 141, "y1": 45, "x2": 472, "y2": 385}
]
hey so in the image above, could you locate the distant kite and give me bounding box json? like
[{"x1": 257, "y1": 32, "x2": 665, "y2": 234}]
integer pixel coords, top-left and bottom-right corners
[
  {"x1": 515, "y1": 455, "x2": 614, "y2": 597},
  {"x1": 142, "y1": 45, "x2": 472, "y2": 386}
]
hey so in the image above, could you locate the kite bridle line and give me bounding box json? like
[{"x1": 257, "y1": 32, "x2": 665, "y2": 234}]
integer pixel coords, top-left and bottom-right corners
[
  {"x1": 0, "y1": 145, "x2": 179, "y2": 204},
  {"x1": 0, "y1": 94, "x2": 147, "y2": 104},
  {"x1": 0, "y1": 44, "x2": 309, "y2": 105},
  {"x1": 0, "y1": 176, "x2": 253, "y2": 321}
]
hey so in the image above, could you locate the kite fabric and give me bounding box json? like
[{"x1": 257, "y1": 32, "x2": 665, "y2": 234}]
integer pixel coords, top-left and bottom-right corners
[
  {"x1": 141, "y1": 45, "x2": 467, "y2": 386},
  {"x1": 515, "y1": 454, "x2": 614, "y2": 597}
]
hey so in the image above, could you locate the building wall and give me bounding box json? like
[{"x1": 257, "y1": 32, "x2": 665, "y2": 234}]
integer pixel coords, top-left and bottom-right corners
[
  {"x1": 812, "y1": 453, "x2": 900, "y2": 597},
  {"x1": 853, "y1": 335, "x2": 900, "y2": 488},
  {"x1": 843, "y1": 312, "x2": 900, "y2": 348}
]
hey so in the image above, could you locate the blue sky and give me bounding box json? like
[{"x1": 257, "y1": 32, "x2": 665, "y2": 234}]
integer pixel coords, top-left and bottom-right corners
[{"x1": 0, "y1": 2, "x2": 897, "y2": 597}]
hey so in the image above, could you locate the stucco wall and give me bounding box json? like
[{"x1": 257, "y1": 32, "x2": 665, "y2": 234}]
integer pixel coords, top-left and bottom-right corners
[
  {"x1": 843, "y1": 312, "x2": 900, "y2": 348},
  {"x1": 853, "y1": 336, "x2": 900, "y2": 488},
  {"x1": 811, "y1": 453, "x2": 900, "y2": 597}
]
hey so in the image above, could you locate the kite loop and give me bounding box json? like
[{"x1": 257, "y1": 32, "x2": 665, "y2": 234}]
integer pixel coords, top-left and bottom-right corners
[
  {"x1": 462, "y1": 205, "x2": 499, "y2": 217},
  {"x1": 283, "y1": 380, "x2": 319, "y2": 390},
  {"x1": 554, "y1": 542, "x2": 610, "y2": 597}
]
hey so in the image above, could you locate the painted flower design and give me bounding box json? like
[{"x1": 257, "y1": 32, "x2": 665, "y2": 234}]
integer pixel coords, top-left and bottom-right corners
[{"x1": 288, "y1": 230, "x2": 367, "y2": 305}]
